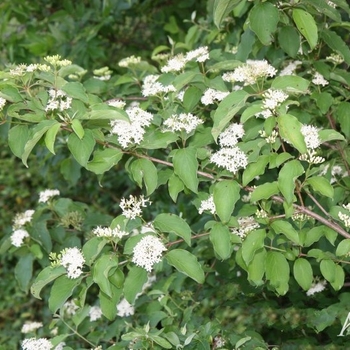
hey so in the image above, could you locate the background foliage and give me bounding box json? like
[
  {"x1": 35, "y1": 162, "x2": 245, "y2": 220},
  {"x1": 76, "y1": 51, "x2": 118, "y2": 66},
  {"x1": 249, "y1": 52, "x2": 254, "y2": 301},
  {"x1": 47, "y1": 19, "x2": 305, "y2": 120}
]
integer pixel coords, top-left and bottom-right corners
[{"x1": 1, "y1": 0, "x2": 350, "y2": 349}]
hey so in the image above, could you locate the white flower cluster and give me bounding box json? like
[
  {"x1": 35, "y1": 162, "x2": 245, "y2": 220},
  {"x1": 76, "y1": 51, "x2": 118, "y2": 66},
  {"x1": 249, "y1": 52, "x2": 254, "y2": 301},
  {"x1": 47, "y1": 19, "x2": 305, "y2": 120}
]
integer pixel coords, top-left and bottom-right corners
[
  {"x1": 60, "y1": 247, "x2": 85, "y2": 279},
  {"x1": 44, "y1": 55, "x2": 72, "y2": 67},
  {"x1": 306, "y1": 280, "x2": 327, "y2": 296},
  {"x1": 117, "y1": 298, "x2": 135, "y2": 317},
  {"x1": 120, "y1": 195, "x2": 151, "y2": 219},
  {"x1": 63, "y1": 299, "x2": 79, "y2": 315},
  {"x1": 21, "y1": 321, "x2": 43, "y2": 333},
  {"x1": 320, "y1": 164, "x2": 347, "y2": 184},
  {"x1": 301, "y1": 125, "x2": 321, "y2": 149},
  {"x1": 210, "y1": 123, "x2": 248, "y2": 174},
  {"x1": 218, "y1": 123, "x2": 245, "y2": 147},
  {"x1": 92, "y1": 225, "x2": 128, "y2": 239},
  {"x1": 45, "y1": 89, "x2": 72, "y2": 112},
  {"x1": 198, "y1": 195, "x2": 216, "y2": 215},
  {"x1": 163, "y1": 113, "x2": 203, "y2": 134},
  {"x1": 312, "y1": 72, "x2": 329, "y2": 86},
  {"x1": 89, "y1": 306, "x2": 103, "y2": 321},
  {"x1": 132, "y1": 235, "x2": 167, "y2": 272},
  {"x1": 299, "y1": 149, "x2": 325, "y2": 164},
  {"x1": 21, "y1": 338, "x2": 53, "y2": 350},
  {"x1": 9, "y1": 63, "x2": 51, "y2": 77},
  {"x1": 38, "y1": 189, "x2": 60, "y2": 203},
  {"x1": 10, "y1": 209, "x2": 35, "y2": 247},
  {"x1": 0, "y1": 97, "x2": 6, "y2": 111},
  {"x1": 141, "y1": 74, "x2": 176, "y2": 97},
  {"x1": 259, "y1": 129, "x2": 279, "y2": 144},
  {"x1": 222, "y1": 59, "x2": 277, "y2": 85},
  {"x1": 326, "y1": 53, "x2": 343, "y2": 65},
  {"x1": 259, "y1": 89, "x2": 288, "y2": 118},
  {"x1": 279, "y1": 60, "x2": 302, "y2": 76},
  {"x1": 93, "y1": 66, "x2": 112, "y2": 81},
  {"x1": 231, "y1": 216, "x2": 260, "y2": 239},
  {"x1": 339, "y1": 204, "x2": 350, "y2": 228},
  {"x1": 107, "y1": 99, "x2": 126, "y2": 109},
  {"x1": 161, "y1": 46, "x2": 209, "y2": 73},
  {"x1": 110, "y1": 105, "x2": 153, "y2": 148},
  {"x1": 201, "y1": 88, "x2": 229, "y2": 105},
  {"x1": 118, "y1": 55, "x2": 141, "y2": 68},
  {"x1": 327, "y1": 0, "x2": 336, "y2": 8}
]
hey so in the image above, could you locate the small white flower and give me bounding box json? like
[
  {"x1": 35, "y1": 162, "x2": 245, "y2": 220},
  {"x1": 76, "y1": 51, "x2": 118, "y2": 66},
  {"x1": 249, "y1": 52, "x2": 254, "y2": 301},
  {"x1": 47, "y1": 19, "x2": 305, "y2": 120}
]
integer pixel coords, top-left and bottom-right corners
[
  {"x1": 110, "y1": 106, "x2": 153, "y2": 148},
  {"x1": 89, "y1": 306, "x2": 103, "y2": 321},
  {"x1": 63, "y1": 299, "x2": 79, "y2": 315},
  {"x1": 306, "y1": 280, "x2": 327, "y2": 296},
  {"x1": 45, "y1": 89, "x2": 72, "y2": 112},
  {"x1": 21, "y1": 321, "x2": 43, "y2": 333},
  {"x1": 132, "y1": 235, "x2": 167, "y2": 272},
  {"x1": 185, "y1": 46, "x2": 209, "y2": 62},
  {"x1": 92, "y1": 225, "x2": 128, "y2": 239},
  {"x1": 262, "y1": 89, "x2": 288, "y2": 112},
  {"x1": 44, "y1": 55, "x2": 71, "y2": 67},
  {"x1": 279, "y1": 61, "x2": 302, "y2": 76},
  {"x1": 163, "y1": 113, "x2": 203, "y2": 134},
  {"x1": 142, "y1": 75, "x2": 176, "y2": 97},
  {"x1": 301, "y1": 125, "x2": 321, "y2": 149},
  {"x1": 55, "y1": 342, "x2": 66, "y2": 350},
  {"x1": 326, "y1": 53, "x2": 343, "y2": 64},
  {"x1": 60, "y1": 247, "x2": 85, "y2": 279},
  {"x1": 13, "y1": 209, "x2": 35, "y2": 229},
  {"x1": 218, "y1": 123, "x2": 245, "y2": 147},
  {"x1": 107, "y1": 99, "x2": 126, "y2": 109},
  {"x1": 198, "y1": 195, "x2": 216, "y2": 215},
  {"x1": 312, "y1": 72, "x2": 329, "y2": 86},
  {"x1": 38, "y1": 189, "x2": 60, "y2": 203},
  {"x1": 10, "y1": 229, "x2": 29, "y2": 247},
  {"x1": 0, "y1": 97, "x2": 6, "y2": 111},
  {"x1": 299, "y1": 149, "x2": 325, "y2": 164},
  {"x1": 231, "y1": 216, "x2": 260, "y2": 239},
  {"x1": 120, "y1": 195, "x2": 151, "y2": 220},
  {"x1": 339, "y1": 211, "x2": 350, "y2": 228},
  {"x1": 201, "y1": 88, "x2": 229, "y2": 105},
  {"x1": 117, "y1": 298, "x2": 135, "y2": 317},
  {"x1": 21, "y1": 338, "x2": 53, "y2": 350},
  {"x1": 210, "y1": 147, "x2": 248, "y2": 174}
]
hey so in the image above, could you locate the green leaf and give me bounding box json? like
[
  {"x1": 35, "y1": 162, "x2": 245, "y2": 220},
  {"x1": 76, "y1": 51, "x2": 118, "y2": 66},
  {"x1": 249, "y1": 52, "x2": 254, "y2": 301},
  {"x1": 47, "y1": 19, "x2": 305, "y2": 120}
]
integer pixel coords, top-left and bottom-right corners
[
  {"x1": 212, "y1": 90, "x2": 249, "y2": 140},
  {"x1": 292, "y1": 9, "x2": 318, "y2": 50},
  {"x1": 306, "y1": 176, "x2": 334, "y2": 198},
  {"x1": 272, "y1": 76, "x2": 310, "y2": 93},
  {"x1": 241, "y1": 229, "x2": 266, "y2": 265},
  {"x1": 312, "y1": 92, "x2": 333, "y2": 114},
  {"x1": 71, "y1": 119, "x2": 85, "y2": 139},
  {"x1": 124, "y1": 266, "x2": 148, "y2": 304},
  {"x1": 8, "y1": 125, "x2": 30, "y2": 159},
  {"x1": 92, "y1": 254, "x2": 119, "y2": 297},
  {"x1": 247, "y1": 248, "x2": 266, "y2": 286},
  {"x1": 67, "y1": 129, "x2": 96, "y2": 167},
  {"x1": 165, "y1": 249, "x2": 205, "y2": 283},
  {"x1": 242, "y1": 155, "x2": 269, "y2": 186},
  {"x1": 303, "y1": 226, "x2": 327, "y2": 247},
  {"x1": 87, "y1": 107, "x2": 129, "y2": 121},
  {"x1": 154, "y1": 213, "x2": 192, "y2": 246},
  {"x1": 82, "y1": 237, "x2": 107, "y2": 266},
  {"x1": 321, "y1": 29, "x2": 350, "y2": 65},
  {"x1": 251, "y1": 182, "x2": 279, "y2": 202},
  {"x1": 31, "y1": 266, "x2": 66, "y2": 299},
  {"x1": 172, "y1": 148, "x2": 198, "y2": 193},
  {"x1": 336, "y1": 239, "x2": 350, "y2": 257},
  {"x1": 320, "y1": 259, "x2": 336, "y2": 283},
  {"x1": 168, "y1": 173, "x2": 184, "y2": 202},
  {"x1": 213, "y1": 0, "x2": 242, "y2": 28},
  {"x1": 335, "y1": 102, "x2": 350, "y2": 138},
  {"x1": 44, "y1": 121, "x2": 61, "y2": 154},
  {"x1": 183, "y1": 86, "x2": 202, "y2": 112},
  {"x1": 22, "y1": 120, "x2": 58, "y2": 167},
  {"x1": 49, "y1": 275, "x2": 82, "y2": 313},
  {"x1": 278, "y1": 160, "x2": 304, "y2": 204},
  {"x1": 99, "y1": 286, "x2": 123, "y2": 321},
  {"x1": 318, "y1": 129, "x2": 345, "y2": 142},
  {"x1": 61, "y1": 82, "x2": 89, "y2": 103},
  {"x1": 277, "y1": 114, "x2": 307, "y2": 154},
  {"x1": 293, "y1": 258, "x2": 313, "y2": 290},
  {"x1": 271, "y1": 220, "x2": 300, "y2": 245},
  {"x1": 278, "y1": 26, "x2": 300, "y2": 58},
  {"x1": 129, "y1": 158, "x2": 158, "y2": 196},
  {"x1": 149, "y1": 335, "x2": 172, "y2": 349},
  {"x1": 210, "y1": 223, "x2": 232, "y2": 260},
  {"x1": 213, "y1": 180, "x2": 240, "y2": 223},
  {"x1": 15, "y1": 254, "x2": 34, "y2": 292},
  {"x1": 249, "y1": 2, "x2": 279, "y2": 45},
  {"x1": 86, "y1": 148, "x2": 123, "y2": 174},
  {"x1": 332, "y1": 265, "x2": 345, "y2": 291},
  {"x1": 266, "y1": 251, "x2": 290, "y2": 295},
  {"x1": 0, "y1": 85, "x2": 23, "y2": 102}
]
